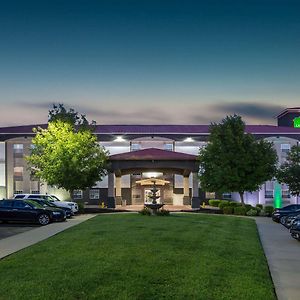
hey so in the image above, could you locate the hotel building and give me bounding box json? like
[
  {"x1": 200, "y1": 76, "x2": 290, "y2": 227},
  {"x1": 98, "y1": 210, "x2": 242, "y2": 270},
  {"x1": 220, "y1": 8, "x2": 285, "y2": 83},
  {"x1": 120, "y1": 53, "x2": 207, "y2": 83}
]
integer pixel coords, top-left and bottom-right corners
[{"x1": 0, "y1": 107, "x2": 300, "y2": 208}]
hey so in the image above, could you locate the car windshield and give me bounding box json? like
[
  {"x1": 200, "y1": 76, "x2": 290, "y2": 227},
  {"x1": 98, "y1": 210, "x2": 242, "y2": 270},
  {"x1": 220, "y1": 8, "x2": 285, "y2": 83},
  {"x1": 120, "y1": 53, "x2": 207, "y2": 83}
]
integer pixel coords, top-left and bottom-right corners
[
  {"x1": 25, "y1": 200, "x2": 44, "y2": 209},
  {"x1": 50, "y1": 195, "x2": 60, "y2": 201}
]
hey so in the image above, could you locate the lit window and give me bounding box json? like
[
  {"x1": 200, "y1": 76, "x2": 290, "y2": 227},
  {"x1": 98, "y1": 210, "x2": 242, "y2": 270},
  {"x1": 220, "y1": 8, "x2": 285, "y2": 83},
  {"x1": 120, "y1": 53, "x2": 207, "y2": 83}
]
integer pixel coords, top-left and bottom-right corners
[
  {"x1": 131, "y1": 143, "x2": 141, "y2": 151},
  {"x1": 164, "y1": 143, "x2": 173, "y2": 151},
  {"x1": 281, "y1": 144, "x2": 291, "y2": 154},
  {"x1": 13, "y1": 144, "x2": 23, "y2": 154},
  {"x1": 14, "y1": 167, "x2": 23, "y2": 177},
  {"x1": 89, "y1": 189, "x2": 100, "y2": 199},
  {"x1": 73, "y1": 190, "x2": 83, "y2": 199},
  {"x1": 205, "y1": 192, "x2": 215, "y2": 199}
]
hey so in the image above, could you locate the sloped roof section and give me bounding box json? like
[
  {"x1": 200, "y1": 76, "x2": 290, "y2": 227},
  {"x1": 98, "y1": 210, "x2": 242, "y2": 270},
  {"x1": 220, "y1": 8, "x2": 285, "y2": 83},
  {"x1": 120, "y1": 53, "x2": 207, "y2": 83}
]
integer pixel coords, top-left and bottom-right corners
[{"x1": 109, "y1": 148, "x2": 197, "y2": 161}]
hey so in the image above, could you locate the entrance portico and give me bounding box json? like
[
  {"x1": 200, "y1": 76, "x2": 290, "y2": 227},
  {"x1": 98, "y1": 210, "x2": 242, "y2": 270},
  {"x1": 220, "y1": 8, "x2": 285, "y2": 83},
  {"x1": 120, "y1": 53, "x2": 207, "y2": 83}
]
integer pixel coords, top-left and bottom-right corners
[{"x1": 107, "y1": 148, "x2": 200, "y2": 209}]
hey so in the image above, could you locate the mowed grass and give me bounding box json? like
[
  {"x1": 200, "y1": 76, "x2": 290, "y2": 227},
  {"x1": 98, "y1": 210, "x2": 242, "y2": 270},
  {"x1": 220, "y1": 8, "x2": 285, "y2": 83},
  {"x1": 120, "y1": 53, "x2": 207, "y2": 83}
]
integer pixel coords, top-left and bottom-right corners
[{"x1": 0, "y1": 214, "x2": 275, "y2": 300}]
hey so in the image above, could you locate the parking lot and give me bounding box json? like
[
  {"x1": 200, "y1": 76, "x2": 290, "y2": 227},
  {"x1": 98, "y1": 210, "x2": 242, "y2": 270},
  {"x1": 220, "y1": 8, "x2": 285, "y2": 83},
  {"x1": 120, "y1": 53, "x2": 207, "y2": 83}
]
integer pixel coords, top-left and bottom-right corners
[{"x1": 0, "y1": 223, "x2": 38, "y2": 240}]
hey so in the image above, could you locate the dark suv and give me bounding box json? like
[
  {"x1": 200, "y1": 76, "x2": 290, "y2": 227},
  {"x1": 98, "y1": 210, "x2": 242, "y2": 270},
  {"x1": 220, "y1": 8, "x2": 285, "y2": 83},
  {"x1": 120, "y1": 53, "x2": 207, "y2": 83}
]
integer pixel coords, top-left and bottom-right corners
[
  {"x1": 0, "y1": 199, "x2": 66, "y2": 225},
  {"x1": 272, "y1": 205, "x2": 300, "y2": 223}
]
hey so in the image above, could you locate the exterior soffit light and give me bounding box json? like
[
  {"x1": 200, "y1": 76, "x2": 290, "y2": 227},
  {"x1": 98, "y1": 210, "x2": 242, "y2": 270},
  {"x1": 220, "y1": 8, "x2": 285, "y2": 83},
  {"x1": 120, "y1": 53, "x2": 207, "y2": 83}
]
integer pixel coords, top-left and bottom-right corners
[{"x1": 184, "y1": 137, "x2": 194, "y2": 142}]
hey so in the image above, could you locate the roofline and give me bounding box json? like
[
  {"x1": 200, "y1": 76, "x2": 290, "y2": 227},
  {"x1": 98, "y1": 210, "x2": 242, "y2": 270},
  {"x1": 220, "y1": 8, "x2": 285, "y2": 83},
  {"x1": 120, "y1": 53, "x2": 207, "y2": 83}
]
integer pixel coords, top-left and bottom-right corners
[{"x1": 275, "y1": 107, "x2": 300, "y2": 118}]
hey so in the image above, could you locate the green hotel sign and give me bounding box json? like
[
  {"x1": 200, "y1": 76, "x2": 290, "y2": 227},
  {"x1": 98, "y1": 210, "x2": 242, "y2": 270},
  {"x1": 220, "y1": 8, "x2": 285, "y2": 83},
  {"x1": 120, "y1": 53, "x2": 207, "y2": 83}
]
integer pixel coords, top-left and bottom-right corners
[{"x1": 293, "y1": 117, "x2": 300, "y2": 128}]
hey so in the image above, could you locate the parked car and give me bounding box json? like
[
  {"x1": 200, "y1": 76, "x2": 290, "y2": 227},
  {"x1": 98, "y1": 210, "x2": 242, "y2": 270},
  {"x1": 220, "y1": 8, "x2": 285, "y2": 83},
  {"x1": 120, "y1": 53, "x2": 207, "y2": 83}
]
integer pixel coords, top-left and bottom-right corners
[
  {"x1": 279, "y1": 212, "x2": 300, "y2": 228},
  {"x1": 0, "y1": 199, "x2": 66, "y2": 225},
  {"x1": 27, "y1": 198, "x2": 73, "y2": 218},
  {"x1": 272, "y1": 205, "x2": 300, "y2": 223},
  {"x1": 14, "y1": 194, "x2": 78, "y2": 213},
  {"x1": 290, "y1": 217, "x2": 300, "y2": 241}
]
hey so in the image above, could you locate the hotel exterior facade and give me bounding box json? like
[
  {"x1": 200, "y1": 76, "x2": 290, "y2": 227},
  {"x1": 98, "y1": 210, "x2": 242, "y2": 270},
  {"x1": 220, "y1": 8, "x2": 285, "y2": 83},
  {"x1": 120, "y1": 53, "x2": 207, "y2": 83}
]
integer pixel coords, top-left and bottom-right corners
[{"x1": 0, "y1": 107, "x2": 300, "y2": 208}]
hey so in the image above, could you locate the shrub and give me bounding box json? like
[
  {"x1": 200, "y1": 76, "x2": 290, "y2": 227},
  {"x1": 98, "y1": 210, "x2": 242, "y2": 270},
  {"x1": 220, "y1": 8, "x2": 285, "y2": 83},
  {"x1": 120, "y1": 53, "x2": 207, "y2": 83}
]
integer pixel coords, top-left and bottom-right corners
[
  {"x1": 222, "y1": 206, "x2": 233, "y2": 215},
  {"x1": 264, "y1": 206, "x2": 274, "y2": 216},
  {"x1": 246, "y1": 209, "x2": 258, "y2": 216},
  {"x1": 156, "y1": 209, "x2": 170, "y2": 216},
  {"x1": 218, "y1": 202, "x2": 230, "y2": 210},
  {"x1": 228, "y1": 201, "x2": 242, "y2": 207},
  {"x1": 139, "y1": 207, "x2": 151, "y2": 216},
  {"x1": 245, "y1": 204, "x2": 255, "y2": 212},
  {"x1": 234, "y1": 206, "x2": 247, "y2": 215},
  {"x1": 77, "y1": 202, "x2": 85, "y2": 214},
  {"x1": 208, "y1": 199, "x2": 221, "y2": 207},
  {"x1": 256, "y1": 204, "x2": 263, "y2": 210}
]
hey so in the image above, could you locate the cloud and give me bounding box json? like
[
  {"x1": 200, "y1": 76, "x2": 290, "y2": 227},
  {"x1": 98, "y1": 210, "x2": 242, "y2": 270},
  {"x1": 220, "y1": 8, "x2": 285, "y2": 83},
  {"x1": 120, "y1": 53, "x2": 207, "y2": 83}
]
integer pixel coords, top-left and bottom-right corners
[{"x1": 212, "y1": 102, "x2": 284, "y2": 119}]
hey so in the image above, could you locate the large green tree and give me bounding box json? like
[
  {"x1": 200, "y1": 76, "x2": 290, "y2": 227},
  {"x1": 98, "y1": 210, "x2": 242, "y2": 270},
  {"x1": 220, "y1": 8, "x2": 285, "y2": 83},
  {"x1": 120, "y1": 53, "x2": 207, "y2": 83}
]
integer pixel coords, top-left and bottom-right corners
[
  {"x1": 276, "y1": 145, "x2": 300, "y2": 203},
  {"x1": 198, "y1": 115, "x2": 278, "y2": 205},
  {"x1": 27, "y1": 105, "x2": 108, "y2": 197}
]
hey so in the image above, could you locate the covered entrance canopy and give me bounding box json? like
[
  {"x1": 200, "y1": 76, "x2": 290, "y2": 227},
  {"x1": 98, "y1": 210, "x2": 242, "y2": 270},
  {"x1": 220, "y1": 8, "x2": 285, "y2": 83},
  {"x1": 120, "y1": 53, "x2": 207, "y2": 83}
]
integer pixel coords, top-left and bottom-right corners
[{"x1": 107, "y1": 148, "x2": 200, "y2": 208}]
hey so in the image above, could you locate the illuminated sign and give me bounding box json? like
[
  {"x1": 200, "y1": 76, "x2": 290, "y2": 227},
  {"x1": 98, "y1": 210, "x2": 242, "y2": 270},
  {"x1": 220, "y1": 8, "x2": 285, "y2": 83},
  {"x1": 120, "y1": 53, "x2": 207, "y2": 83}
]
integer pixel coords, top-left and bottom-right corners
[{"x1": 293, "y1": 117, "x2": 300, "y2": 128}]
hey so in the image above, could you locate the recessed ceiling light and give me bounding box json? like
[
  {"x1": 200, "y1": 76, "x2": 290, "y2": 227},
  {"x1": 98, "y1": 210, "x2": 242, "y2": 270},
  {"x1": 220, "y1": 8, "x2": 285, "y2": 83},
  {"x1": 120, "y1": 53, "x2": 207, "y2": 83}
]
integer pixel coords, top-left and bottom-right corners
[
  {"x1": 114, "y1": 136, "x2": 125, "y2": 142},
  {"x1": 184, "y1": 137, "x2": 194, "y2": 142}
]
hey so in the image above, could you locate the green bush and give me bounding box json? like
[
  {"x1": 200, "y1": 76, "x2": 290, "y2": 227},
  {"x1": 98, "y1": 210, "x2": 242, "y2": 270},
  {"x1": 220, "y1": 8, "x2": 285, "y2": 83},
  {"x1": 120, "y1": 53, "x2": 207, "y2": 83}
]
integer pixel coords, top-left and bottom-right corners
[
  {"x1": 218, "y1": 202, "x2": 230, "y2": 209},
  {"x1": 208, "y1": 199, "x2": 221, "y2": 207},
  {"x1": 234, "y1": 207, "x2": 247, "y2": 215},
  {"x1": 77, "y1": 202, "x2": 85, "y2": 214},
  {"x1": 228, "y1": 201, "x2": 242, "y2": 207},
  {"x1": 264, "y1": 206, "x2": 274, "y2": 216},
  {"x1": 245, "y1": 204, "x2": 255, "y2": 212},
  {"x1": 222, "y1": 206, "x2": 233, "y2": 214},
  {"x1": 139, "y1": 207, "x2": 151, "y2": 216},
  {"x1": 156, "y1": 209, "x2": 170, "y2": 216},
  {"x1": 256, "y1": 204, "x2": 263, "y2": 210},
  {"x1": 246, "y1": 209, "x2": 258, "y2": 216}
]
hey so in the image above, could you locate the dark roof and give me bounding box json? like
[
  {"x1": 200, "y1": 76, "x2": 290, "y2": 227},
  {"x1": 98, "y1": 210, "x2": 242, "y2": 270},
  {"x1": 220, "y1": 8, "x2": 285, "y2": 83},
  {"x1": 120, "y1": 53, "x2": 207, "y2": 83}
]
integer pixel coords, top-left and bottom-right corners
[
  {"x1": 0, "y1": 124, "x2": 300, "y2": 135},
  {"x1": 109, "y1": 148, "x2": 197, "y2": 161},
  {"x1": 276, "y1": 107, "x2": 300, "y2": 118}
]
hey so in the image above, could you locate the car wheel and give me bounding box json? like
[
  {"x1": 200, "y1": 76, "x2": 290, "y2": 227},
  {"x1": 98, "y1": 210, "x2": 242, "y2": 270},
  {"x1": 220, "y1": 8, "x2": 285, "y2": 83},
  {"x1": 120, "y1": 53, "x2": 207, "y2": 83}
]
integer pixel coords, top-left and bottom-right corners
[{"x1": 38, "y1": 214, "x2": 50, "y2": 226}]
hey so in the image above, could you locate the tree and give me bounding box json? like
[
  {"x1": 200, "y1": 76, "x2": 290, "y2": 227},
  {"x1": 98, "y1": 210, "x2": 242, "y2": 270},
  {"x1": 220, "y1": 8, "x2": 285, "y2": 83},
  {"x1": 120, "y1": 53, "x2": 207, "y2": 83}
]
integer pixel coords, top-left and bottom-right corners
[
  {"x1": 27, "y1": 105, "x2": 108, "y2": 198},
  {"x1": 276, "y1": 145, "x2": 300, "y2": 203},
  {"x1": 198, "y1": 115, "x2": 278, "y2": 205}
]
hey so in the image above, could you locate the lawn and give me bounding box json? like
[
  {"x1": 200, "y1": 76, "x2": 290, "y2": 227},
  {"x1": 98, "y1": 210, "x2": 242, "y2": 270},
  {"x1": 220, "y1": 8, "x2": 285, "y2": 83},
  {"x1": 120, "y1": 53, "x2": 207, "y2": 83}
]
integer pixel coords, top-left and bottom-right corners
[{"x1": 0, "y1": 214, "x2": 275, "y2": 300}]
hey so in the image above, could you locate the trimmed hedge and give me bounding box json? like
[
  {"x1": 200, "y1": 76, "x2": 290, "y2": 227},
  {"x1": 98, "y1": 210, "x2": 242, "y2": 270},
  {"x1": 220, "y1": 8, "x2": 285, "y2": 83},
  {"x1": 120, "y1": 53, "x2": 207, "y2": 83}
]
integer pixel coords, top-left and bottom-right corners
[
  {"x1": 218, "y1": 200, "x2": 230, "y2": 209},
  {"x1": 246, "y1": 209, "x2": 258, "y2": 216},
  {"x1": 264, "y1": 205, "x2": 274, "y2": 216},
  {"x1": 208, "y1": 199, "x2": 221, "y2": 207},
  {"x1": 228, "y1": 201, "x2": 242, "y2": 207},
  {"x1": 223, "y1": 206, "x2": 233, "y2": 214},
  {"x1": 234, "y1": 207, "x2": 247, "y2": 215},
  {"x1": 256, "y1": 204, "x2": 263, "y2": 210}
]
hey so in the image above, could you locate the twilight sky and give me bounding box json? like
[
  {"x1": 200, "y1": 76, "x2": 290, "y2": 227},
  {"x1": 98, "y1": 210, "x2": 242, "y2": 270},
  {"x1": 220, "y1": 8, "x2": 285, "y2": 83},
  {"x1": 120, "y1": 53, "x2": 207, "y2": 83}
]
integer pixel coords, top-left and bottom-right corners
[{"x1": 0, "y1": 0, "x2": 299, "y2": 126}]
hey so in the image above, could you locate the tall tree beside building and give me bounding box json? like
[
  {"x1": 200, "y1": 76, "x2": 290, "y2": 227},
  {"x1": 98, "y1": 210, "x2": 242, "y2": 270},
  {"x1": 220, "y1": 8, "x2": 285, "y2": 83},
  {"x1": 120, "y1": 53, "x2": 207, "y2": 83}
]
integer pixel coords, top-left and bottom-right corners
[
  {"x1": 198, "y1": 115, "x2": 277, "y2": 205},
  {"x1": 276, "y1": 145, "x2": 300, "y2": 203},
  {"x1": 27, "y1": 104, "x2": 108, "y2": 198}
]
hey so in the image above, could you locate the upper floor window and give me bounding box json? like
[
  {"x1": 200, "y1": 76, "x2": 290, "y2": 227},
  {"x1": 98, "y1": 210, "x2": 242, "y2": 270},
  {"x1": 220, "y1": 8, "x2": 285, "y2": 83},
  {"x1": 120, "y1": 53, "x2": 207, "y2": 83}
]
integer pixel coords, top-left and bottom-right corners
[
  {"x1": 89, "y1": 189, "x2": 100, "y2": 199},
  {"x1": 13, "y1": 144, "x2": 23, "y2": 155},
  {"x1": 131, "y1": 143, "x2": 141, "y2": 151},
  {"x1": 73, "y1": 190, "x2": 83, "y2": 200},
  {"x1": 164, "y1": 143, "x2": 173, "y2": 151},
  {"x1": 281, "y1": 144, "x2": 291, "y2": 154}
]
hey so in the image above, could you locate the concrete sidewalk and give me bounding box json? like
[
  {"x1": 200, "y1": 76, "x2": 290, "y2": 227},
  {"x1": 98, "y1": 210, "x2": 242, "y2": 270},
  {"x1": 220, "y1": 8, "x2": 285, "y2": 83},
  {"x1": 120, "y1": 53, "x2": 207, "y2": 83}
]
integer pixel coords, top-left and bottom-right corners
[
  {"x1": 0, "y1": 214, "x2": 96, "y2": 259},
  {"x1": 256, "y1": 217, "x2": 300, "y2": 300}
]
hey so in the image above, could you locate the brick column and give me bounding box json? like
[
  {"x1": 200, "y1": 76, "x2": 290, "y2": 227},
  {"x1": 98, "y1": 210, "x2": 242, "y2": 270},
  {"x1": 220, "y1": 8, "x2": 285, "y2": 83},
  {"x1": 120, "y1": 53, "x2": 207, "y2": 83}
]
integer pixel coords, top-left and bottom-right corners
[
  {"x1": 115, "y1": 175, "x2": 122, "y2": 205},
  {"x1": 191, "y1": 172, "x2": 200, "y2": 209},
  {"x1": 183, "y1": 175, "x2": 190, "y2": 205},
  {"x1": 107, "y1": 172, "x2": 115, "y2": 208}
]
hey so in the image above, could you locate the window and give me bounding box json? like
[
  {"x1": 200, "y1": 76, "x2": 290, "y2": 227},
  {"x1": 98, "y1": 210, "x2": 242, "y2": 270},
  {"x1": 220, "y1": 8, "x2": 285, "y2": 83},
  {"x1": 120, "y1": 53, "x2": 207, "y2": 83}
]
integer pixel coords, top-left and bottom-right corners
[
  {"x1": 13, "y1": 144, "x2": 23, "y2": 154},
  {"x1": 14, "y1": 167, "x2": 23, "y2": 177},
  {"x1": 222, "y1": 192, "x2": 232, "y2": 199},
  {"x1": 131, "y1": 143, "x2": 141, "y2": 151},
  {"x1": 282, "y1": 190, "x2": 290, "y2": 198},
  {"x1": 31, "y1": 191, "x2": 40, "y2": 194},
  {"x1": 281, "y1": 144, "x2": 291, "y2": 154},
  {"x1": 265, "y1": 181, "x2": 274, "y2": 198},
  {"x1": 164, "y1": 143, "x2": 173, "y2": 151},
  {"x1": 205, "y1": 192, "x2": 215, "y2": 199},
  {"x1": 73, "y1": 190, "x2": 83, "y2": 199},
  {"x1": 0, "y1": 200, "x2": 13, "y2": 208},
  {"x1": 89, "y1": 189, "x2": 100, "y2": 199},
  {"x1": 14, "y1": 201, "x2": 31, "y2": 209}
]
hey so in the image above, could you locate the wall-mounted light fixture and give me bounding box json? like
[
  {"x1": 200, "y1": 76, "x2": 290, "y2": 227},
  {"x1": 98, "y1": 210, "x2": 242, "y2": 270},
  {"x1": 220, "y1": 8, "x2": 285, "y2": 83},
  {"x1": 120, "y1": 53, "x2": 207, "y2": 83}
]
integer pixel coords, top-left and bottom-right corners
[{"x1": 114, "y1": 136, "x2": 125, "y2": 142}]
